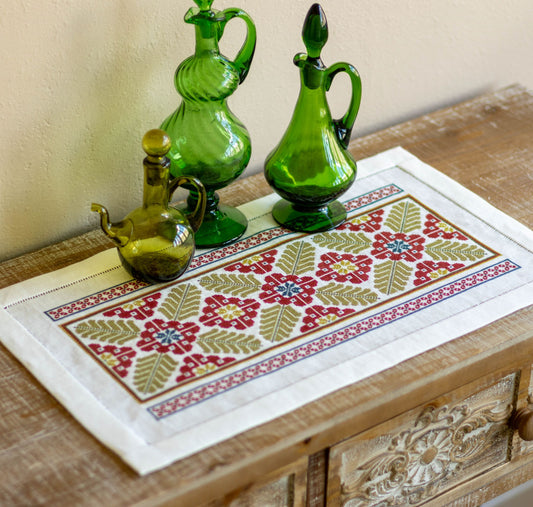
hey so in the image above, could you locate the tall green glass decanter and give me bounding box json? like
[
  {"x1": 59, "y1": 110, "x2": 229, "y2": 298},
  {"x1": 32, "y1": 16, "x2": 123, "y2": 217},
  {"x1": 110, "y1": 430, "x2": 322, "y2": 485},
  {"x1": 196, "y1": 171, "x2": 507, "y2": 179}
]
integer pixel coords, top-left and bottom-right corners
[
  {"x1": 161, "y1": 0, "x2": 256, "y2": 247},
  {"x1": 264, "y1": 3, "x2": 362, "y2": 233}
]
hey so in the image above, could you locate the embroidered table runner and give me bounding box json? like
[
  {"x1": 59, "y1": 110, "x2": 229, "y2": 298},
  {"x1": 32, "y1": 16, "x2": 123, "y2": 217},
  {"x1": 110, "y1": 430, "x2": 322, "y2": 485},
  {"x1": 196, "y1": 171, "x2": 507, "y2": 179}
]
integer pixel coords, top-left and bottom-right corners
[{"x1": 1, "y1": 147, "x2": 532, "y2": 475}]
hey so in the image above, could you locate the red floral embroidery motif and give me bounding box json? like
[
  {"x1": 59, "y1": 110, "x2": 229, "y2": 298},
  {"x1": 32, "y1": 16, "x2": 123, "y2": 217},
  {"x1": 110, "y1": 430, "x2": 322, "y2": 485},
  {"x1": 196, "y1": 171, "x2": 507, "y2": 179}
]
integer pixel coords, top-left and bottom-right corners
[
  {"x1": 423, "y1": 213, "x2": 467, "y2": 241},
  {"x1": 138, "y1": 319, "x2": 199, "y2": 354},
  {"x1": 88, "y1": 344, "x2": 135, "y2": 378},
  {"x1": 317, "y1": 253, "x2": 372, "y2": 284},
  {"x1": 103, "y1": 293, "x2": 161, "y2": 321},
  {"x1": 340, "y1": 209, "x2": 384, "y2": 233},
  {"x1": 200, "y1": 295, "x2": 260, "y2": 330},
  {"x1": 414, "y1": 261, "x2": 465, "y2": 286},
  {"x1": 176, "y1": 353, "x2": 236, "y2": 383},
  {"x1": 225, "y1": 250, "x2": 278, "y2": 274},
  {"x1": 371, "y1": 232, "x2": 425, "y2": 262},
  {"x1": 301, "y1": 305, "x2": 357, "y2": 333},
  {"x1": 259, "y1": 274, "x2": 317, "y2": 306}
]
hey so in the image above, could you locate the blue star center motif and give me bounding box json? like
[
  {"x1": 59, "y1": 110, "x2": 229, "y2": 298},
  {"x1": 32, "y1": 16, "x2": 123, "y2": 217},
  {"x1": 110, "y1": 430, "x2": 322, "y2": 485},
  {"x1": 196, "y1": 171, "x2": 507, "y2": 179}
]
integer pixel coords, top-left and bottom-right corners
[
  {"x1": 386, "y1": 239, "x2": 411, "y2": 254},
  {"x1": 155, "y1": 329, "x2": 182, "y2": 345},
  {"x1": 276, "y1": 282, "x2": 302, "y2": 298}
]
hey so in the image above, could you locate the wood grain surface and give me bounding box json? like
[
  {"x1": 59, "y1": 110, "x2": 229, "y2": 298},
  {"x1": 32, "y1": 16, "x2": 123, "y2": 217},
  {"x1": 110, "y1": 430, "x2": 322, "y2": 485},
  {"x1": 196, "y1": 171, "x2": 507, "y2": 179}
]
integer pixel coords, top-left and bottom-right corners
[{"x1": 1, "y1": 84, "x2": 532, "y2": 506}]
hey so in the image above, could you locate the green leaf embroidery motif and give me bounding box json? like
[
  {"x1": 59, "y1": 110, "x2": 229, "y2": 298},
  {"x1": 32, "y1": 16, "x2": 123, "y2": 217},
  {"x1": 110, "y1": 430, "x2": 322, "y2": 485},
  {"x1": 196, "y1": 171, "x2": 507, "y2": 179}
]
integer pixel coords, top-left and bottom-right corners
[
  {"x1": 197, "y1": 329, "x2": 262, "y2": 355},
  {"x1": 74, "y1": 320, "x2": 140, "y2": 344},
  {"x1": 313, "y1": 231, "x2": 372, "y2": 254},
  {"x1": 425, "y1": 240, "x2": 487, "y2": 262},
  {"x1": 260, "y1": 305, "x2": 301, "y2": 342},
  {"x1": 159, "y1": 284, "x2": 201, "y2": 321},
  {"x1": 384, "y1": 201, "x2": 421, "y2": 233},
  {"x1": 199, "y1": 273, "x2": 261, "y2": 297},
  {"x1": 374, "y1": 260, "x2": 413, "y2": 295},
  {"x1": 133, "y1": 353, "x2": 178, "y2": 395},
  {"x1": 315, "y1": 282, "x2": 378, "y2": 307},
  {"x1": 276, "y1": 241, "x2": 316, "y2": 275}
]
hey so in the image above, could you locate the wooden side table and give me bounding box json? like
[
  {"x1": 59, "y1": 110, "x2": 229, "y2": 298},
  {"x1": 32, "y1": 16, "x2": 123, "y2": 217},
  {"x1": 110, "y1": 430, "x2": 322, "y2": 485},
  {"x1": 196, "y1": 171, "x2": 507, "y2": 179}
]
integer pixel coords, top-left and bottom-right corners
[{"x1": 1, "y1": 84, "x2": 532, "y2": 506}]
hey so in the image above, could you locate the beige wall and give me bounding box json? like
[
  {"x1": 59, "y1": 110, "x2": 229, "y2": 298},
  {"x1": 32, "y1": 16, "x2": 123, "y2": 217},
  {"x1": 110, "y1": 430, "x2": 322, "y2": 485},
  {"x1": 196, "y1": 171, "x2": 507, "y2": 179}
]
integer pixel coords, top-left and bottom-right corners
[{"x1": 1, "y1": 0, "x2": 532, "y2": 261}]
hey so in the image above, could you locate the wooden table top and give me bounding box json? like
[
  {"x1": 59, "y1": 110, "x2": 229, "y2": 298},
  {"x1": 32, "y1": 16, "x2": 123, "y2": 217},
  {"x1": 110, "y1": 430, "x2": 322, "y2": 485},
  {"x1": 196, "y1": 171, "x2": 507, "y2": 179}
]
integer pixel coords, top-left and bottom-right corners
[{"x1": 1, "y1": 84, "x2": 532, "y2": 506}]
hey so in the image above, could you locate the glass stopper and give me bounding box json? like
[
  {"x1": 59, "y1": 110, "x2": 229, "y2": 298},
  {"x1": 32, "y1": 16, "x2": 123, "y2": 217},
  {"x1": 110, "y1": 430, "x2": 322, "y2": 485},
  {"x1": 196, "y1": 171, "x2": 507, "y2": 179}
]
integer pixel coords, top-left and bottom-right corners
[
  {"x1": 302, "y1": 3, "x2": 328, "y2": 58},
  {"x1": 192, "y1": 0, "x2": 214, "y2": 11},
  {"x1": 142, "y1": 129, "x2": 171, "y2": 158}
]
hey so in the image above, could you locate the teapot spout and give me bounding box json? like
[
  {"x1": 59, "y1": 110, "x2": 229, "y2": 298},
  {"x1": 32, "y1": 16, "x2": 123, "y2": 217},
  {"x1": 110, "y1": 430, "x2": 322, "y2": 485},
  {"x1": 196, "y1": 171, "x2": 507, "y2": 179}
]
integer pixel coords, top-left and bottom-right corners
[{"x1": 91, "y1": 203, "x2": 132, "y2": 247}]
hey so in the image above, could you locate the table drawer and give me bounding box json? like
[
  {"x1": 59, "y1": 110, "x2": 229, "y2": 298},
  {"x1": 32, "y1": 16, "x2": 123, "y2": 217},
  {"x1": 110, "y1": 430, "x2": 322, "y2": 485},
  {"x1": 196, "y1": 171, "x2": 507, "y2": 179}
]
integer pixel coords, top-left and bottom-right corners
[
  {"x1": 200, "y1": 457, "x2": 308, "y2": 507},
  {"x1": 327, "y1": 372, "x2": 518, "y2": 505}
]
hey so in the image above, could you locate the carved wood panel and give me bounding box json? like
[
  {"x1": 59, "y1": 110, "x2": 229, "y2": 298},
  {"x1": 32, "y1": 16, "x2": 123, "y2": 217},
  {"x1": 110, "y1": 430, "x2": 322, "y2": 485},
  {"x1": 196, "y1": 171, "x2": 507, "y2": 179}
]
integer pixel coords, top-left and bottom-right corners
[
  {"x1": 201, "y1": 456, "x2": 308, "y2": 507},
  {"x1": 328, "y1": 373, "x2": 517, "y2": 506}
]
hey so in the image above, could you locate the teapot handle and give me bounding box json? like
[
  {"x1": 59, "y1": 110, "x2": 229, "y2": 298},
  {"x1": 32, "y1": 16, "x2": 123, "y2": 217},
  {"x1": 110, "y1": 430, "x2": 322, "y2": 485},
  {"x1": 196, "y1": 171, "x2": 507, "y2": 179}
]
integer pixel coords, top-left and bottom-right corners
[
  {"x1": 220, "y1": 8, "x2": 257, "y2": 83},
  {"x1": 325, "y1": 62, "x2": 362, "y2": 149},
  {"x1": 169, "y1": 176, "x2": 207, "y2": 233}
]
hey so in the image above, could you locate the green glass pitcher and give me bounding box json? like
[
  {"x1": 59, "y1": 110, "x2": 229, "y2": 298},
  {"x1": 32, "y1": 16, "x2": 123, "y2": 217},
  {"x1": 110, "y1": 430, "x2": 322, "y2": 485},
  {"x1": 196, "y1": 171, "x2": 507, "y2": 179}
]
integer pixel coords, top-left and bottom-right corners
[
  {"x1": 161, "y1": 0, "x2": 256, "y2": 248},
  {"x1": 92, "y1": 129, "x2": 206, "y2": 284},
  {"x1": 264, "y1": 3, "x2": 362, "y2": 233}
]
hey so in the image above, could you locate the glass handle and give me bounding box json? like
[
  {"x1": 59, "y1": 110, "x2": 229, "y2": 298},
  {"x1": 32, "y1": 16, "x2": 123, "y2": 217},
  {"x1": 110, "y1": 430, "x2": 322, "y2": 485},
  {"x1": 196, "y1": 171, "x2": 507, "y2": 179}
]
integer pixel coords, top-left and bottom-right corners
[
  {"x1": 169, "y1": 176, "x2": 207, "y2": 233},
  {"x1": 220, "y1": 8, "x2": 257, "y2": 83},
  {"x1": 325, "y1": 62, "x2": 362, "y2": 149}
]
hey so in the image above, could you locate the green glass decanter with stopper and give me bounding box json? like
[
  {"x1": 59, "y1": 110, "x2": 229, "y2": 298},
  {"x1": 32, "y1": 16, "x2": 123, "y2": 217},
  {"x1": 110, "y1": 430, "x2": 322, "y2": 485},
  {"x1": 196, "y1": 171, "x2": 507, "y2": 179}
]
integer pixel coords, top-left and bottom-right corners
[
  {"x1": 264, "y1": 3, "x2": 362, "y2": 233},
  {"x1": 161, "y1": 0, "x2": 256, "y2": 247},
  {"x1": 92, "y1": 129, "x2": 206, "y2": 284}
]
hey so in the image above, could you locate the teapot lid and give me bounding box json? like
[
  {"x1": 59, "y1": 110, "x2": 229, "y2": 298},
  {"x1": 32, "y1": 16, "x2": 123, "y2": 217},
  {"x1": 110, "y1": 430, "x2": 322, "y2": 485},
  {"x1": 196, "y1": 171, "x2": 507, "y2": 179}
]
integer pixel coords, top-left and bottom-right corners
[{"x1": 142, "y1": 129, "x2": 171, "y2": 162}]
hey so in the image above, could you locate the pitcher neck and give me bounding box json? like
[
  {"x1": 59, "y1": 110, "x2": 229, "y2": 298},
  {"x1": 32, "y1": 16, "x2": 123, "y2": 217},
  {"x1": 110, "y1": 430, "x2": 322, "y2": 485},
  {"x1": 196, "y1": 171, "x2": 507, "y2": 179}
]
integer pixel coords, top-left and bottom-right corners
[
  {"x1": 297, "y1": 55, "x2": 327, "y2": 90},
  {"x1": 290, "y1": 70, "x2": 332, "y2": 127},
  {"x1": 143, "y1": 163, "x2": 170, "y2": 207},
  {"x1": 297, "y1": 70, "x2": 328, "y2": 107},
  {"x1": 194, "y1": 23, "x2": 219, "y2": 55}
]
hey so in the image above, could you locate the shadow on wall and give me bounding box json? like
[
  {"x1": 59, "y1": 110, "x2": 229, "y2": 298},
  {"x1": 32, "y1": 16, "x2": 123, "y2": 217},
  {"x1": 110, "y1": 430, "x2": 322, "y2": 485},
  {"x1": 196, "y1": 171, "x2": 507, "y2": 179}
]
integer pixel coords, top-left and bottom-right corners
[{"x1": 2, "y1": 2, "x2": 180, "y2": 261}]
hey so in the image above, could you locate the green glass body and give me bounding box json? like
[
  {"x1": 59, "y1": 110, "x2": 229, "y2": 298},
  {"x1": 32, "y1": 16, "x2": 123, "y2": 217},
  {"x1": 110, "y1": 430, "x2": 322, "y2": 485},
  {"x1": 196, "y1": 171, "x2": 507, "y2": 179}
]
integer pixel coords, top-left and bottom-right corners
[
  {"x1": 116, "y1": 208, "x2": 196, "y2": 284},
  {"x1": 264, "y1": 4, "x2": 362, "y2": 233},
  {"x1": 161, "y1": 0, "x2": 256, "y2": 247},
  {"x1": 92, "y1": 130, "x2": 206, "y2": 284}
]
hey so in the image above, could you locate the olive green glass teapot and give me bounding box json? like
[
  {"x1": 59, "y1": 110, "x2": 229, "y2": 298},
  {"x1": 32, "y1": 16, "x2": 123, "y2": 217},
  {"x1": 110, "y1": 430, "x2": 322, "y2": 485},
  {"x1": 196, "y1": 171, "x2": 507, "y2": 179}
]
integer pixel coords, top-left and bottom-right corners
[{"x1": 92, "y1": 129, "x2": 206, "y2": 284}]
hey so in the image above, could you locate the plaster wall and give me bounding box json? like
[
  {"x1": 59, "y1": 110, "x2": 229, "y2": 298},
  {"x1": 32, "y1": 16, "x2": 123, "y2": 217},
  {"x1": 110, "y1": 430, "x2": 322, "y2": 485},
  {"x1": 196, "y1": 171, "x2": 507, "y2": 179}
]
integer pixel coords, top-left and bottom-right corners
[{"x1": 1, "y1": 0, "x2": 532, "y2": 260}]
